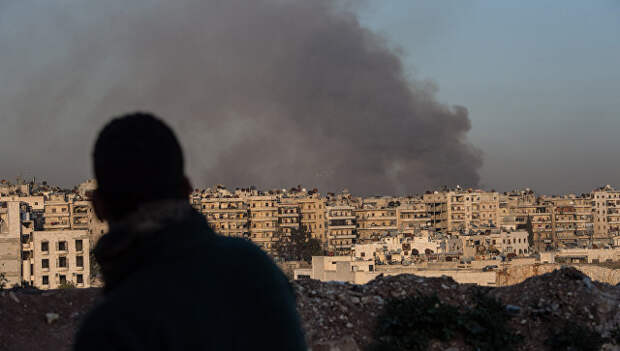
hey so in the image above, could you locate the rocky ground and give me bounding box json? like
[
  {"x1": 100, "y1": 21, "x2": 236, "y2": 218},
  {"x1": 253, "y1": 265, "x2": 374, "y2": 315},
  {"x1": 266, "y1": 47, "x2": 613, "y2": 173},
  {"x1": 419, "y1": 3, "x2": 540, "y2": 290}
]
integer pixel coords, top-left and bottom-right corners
[{"x1": 1, "y1": 267, "x2": 619, "y2": 351}]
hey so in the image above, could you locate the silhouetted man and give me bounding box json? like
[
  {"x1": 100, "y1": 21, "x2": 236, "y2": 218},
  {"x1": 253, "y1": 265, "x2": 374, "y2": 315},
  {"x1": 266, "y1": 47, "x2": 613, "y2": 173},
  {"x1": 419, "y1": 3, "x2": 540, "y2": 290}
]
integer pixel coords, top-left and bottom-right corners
[{"x1": 75, "y1": 113, "x2": 306, "y2": 350}]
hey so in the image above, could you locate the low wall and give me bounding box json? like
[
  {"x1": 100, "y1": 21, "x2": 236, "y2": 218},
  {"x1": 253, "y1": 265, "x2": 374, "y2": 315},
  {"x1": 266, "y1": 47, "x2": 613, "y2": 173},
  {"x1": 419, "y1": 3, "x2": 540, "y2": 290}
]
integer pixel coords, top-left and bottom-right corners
[{"x1": 497, "y1": 263, "x2": 620, "y2": 286}]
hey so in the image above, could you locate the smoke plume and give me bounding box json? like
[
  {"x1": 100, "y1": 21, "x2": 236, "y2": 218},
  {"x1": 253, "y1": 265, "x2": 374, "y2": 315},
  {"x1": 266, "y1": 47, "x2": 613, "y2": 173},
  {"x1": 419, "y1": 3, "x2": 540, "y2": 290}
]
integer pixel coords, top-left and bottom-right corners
[{"x1": 0, "y1": 0, "x2": 482, "y2": 195}]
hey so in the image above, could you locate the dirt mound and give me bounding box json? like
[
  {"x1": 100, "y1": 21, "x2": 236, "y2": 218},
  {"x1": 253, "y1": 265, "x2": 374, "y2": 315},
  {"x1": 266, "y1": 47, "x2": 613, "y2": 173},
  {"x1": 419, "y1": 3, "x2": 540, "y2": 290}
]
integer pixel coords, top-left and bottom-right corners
[
  {"x1": 296, "y1": 267, "x2": 620, "y2": 350},
  {"x1": 0, "y1": 288, "x2": 100, "y2": 351},
  {"x1": 1, "y1": 268, "x2": 618, "y2": 351}
]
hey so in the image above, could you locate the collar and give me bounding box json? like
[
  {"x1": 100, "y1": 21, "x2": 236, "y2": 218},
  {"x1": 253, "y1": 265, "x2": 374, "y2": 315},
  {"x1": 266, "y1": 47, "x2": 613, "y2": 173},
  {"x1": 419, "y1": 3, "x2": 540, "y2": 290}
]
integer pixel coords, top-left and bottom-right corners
[{"x1": 94, "y1": 200, "x2": 204, "y2": 293}]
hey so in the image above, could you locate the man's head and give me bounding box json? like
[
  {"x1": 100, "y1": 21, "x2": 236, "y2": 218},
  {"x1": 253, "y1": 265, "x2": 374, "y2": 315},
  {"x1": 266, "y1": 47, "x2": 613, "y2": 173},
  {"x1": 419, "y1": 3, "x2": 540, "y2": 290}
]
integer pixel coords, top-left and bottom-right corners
[{"x1": 92, "y1": 112, "x2": 192, "y2": 221}]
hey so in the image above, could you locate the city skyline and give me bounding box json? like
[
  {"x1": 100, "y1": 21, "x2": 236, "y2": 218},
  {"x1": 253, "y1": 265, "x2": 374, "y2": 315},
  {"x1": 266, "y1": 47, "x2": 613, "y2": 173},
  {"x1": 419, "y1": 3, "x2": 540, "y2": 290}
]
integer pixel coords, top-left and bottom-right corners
[{"x1": 1, "y1": 1, "x2": 619, "y2": 195}]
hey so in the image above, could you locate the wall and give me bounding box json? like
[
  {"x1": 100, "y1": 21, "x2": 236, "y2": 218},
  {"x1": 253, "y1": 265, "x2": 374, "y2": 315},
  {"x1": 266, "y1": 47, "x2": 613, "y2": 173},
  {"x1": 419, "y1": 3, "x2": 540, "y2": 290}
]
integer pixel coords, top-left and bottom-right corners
[
  {"x1": 497, "y1": 263, "x2": 620, "y2": 286},
  {"x1": 0, "y1": 202, "x2": 21, "y2": 287}
]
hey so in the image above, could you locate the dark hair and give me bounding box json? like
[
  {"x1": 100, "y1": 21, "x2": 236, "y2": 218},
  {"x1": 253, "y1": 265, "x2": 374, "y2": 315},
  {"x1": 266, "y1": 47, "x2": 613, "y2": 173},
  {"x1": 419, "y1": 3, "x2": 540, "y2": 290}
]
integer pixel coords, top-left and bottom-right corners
[{"x1": 93, "y1": 112, "x2": 185, "y2": 218}]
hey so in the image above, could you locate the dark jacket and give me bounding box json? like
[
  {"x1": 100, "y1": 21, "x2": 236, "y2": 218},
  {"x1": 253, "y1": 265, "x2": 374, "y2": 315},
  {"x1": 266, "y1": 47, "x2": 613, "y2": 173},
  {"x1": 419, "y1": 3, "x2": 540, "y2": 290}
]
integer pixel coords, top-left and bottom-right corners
[{"x1": 74, "y1": 206, "x2": 306, "y2": 351}]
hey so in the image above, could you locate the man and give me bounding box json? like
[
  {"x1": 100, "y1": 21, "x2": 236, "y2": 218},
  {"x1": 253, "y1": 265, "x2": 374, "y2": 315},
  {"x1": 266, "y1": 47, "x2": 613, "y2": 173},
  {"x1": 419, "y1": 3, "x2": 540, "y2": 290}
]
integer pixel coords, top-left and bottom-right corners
[{"x1": 75, "y1": 113, "x2": 306, "y2": 350}]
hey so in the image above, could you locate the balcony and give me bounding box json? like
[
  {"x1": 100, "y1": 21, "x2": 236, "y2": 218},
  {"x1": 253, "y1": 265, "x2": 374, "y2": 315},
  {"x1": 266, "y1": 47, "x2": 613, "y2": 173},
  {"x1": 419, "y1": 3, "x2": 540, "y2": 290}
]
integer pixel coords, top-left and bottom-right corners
[
  {"x1": 278, "y1": 212, "x2": 299, "y2": 217},
  {"x1": 327, "y1": 215, "x2": 355, "y2": 220}
]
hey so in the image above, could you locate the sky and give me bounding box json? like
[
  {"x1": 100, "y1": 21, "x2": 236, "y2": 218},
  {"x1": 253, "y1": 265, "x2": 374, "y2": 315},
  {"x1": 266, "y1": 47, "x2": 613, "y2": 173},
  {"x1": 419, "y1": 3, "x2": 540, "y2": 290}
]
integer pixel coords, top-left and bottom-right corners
[
  {"x1": 360, "y1": 0, "x2": 620, "y2": 194},
  {"x1": 0, "y1": 1, "x2": 619, "y2": 195}
]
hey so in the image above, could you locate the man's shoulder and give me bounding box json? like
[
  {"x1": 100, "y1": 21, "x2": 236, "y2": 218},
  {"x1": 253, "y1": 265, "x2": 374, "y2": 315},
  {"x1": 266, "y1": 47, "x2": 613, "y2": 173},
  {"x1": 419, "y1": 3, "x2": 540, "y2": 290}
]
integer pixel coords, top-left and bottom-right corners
[
  {"x1": 211, "y1": 235, "x2": 264, "y2": 254},
  {"x1": 206, "y1": 235, "x2": 269, "y2": 262},
  {"x1": 208, "y1": 236, "x2": 286, "y2": 283}
]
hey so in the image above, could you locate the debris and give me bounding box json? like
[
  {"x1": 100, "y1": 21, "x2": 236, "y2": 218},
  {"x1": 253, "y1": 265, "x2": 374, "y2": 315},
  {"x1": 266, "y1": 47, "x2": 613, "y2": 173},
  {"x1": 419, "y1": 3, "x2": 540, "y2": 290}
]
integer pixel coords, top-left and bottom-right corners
[
  {"x1": 8, "y1": 291, "x2": 20, "y2": 304},
  {"x1": 0, "y1": 267, "x2": 617, "y2": 351},
  {"x1": 505, "y1": 304, "x2": 521, "y2": 314},
  {"x1": 45, "y1": 313, "x2": 60, "y2": 325}
]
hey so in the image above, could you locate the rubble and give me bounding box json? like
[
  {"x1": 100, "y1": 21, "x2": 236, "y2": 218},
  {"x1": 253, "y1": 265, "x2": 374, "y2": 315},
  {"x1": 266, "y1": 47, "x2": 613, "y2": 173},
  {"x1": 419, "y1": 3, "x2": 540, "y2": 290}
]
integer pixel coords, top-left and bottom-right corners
[
  {"x1": 0, "y1": 267, "x2": 618, "y2": 350},
  {"x1": 295, "y1": 267, "x2": 620, "y2": 350},
  {"x1": 45, "y1": 313, "x2": 60, "y2": 325}
]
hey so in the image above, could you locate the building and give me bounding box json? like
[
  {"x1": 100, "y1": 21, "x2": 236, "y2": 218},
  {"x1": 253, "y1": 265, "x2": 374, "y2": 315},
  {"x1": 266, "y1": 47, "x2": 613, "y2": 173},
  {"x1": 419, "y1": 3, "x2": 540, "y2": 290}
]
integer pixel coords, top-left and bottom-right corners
[
  {"x1": 592, "y1": 185, "x2": 620, "y2": 246},
  {"x1": 355, "y1": 206, "x2": 397, "y2": 244},
  {"x1": 296, "y1": 197, "x2": 327, "y2": 241},
  {"x1": 277, "y1": 201, "x2": 301, "y2": 234},
  {"x1": 199, "y1": 197, "x2": 249, "y2": 238},
  {"x1": 0, "y1": 201, "x2": 22, "y2": 287},
  {"x1": 0, "y1": 197, "x2": 91, "y2": 289},
  {"x1": 31, "y1": 230, "x2": 90, "y2": 289},
  {"x1": 326, "y1": 205, "x2": 357, "y2": 255},
  {"x1": 423, "y1": 189, "x2": 501, "y2": 232},
  {"x1": 248, "y1": 196, "x2": 279, "y2": 253},
  {"x1": 461, "y1": 230, "x2": 530, "y2": 258},
  {"x1": 298, "y1": 256, "x2": 497, "y2": 286},
  {"x1": 396, "y1": 201, "x2": 430, "y2": 233},
  {"x1": 547, "y1": 196, "x2": 593, "y2": 248}
]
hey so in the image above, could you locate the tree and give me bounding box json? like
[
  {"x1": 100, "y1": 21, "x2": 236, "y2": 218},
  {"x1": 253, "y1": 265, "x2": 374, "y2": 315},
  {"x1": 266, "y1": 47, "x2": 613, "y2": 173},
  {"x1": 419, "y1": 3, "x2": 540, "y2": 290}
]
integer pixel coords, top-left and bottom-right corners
[
  {"x1": 273, "y1": 226, "x2": 324, "y2": 263},
  {"x1": 58, "y1": 280, "x2": 76, "y2": 289},
  {"x1": 0, "y1": 271, "x2": 8, "y2": 290}
]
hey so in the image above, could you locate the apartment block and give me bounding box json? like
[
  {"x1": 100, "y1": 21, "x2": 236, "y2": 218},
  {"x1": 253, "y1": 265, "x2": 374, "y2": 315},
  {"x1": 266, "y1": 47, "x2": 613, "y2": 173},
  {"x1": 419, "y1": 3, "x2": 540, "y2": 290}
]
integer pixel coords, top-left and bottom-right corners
[
  {"x1": 547, "y1": 196, "x2": 593, "y2": 248},
  {"x1": 326, "y1": 205, "x2": 357, "y2": 255},
  {"x1": 31, "y1": 230, "x2": 90, "y2": 289},
  {"x1": 199, "y1": 197, "x2": 249, "y2": 238},
  {"x1": 424, "y1": 190, "x2": 500, "y2": 232},
  {"x1": 295, "y1": 197, "x2": 326, "y2": 241},
  {"x1": 592, "y1": 185, "x2": 620, "y2": 244},
  {"x1": 355, "y1": 207, "x2": 397, "y2": 243},
  {"x1": 396, "y1": 202, "x2": 430, "y2": 233},
  {"x1": 277, "y1": 201, "x2": 301, "y2": 235},
  {"x1": 461, "y1": 230, "x2": 530, "y2": 258},
  {"x1": 471, "y1": 192, "x2": 500, "y2": 229},
  {"x1": 248, "y1": 196, "x2": 279, "y2": 253},
  {"x1": 0, "y1": 201, "x2": 22, "y2": 287}
]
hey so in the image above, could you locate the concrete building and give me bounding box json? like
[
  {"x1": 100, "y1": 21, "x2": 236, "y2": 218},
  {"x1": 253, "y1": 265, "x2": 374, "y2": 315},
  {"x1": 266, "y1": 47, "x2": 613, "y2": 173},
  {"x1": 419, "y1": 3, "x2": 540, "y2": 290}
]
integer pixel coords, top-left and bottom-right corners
[
  {"x1": 298, "y1": 256, "x2": 497, "y2": 286},
  {"x1": 31, "y1": 230, "x2": 90, "y2": 289},
  {"x1": 0, "y1": 201, "x2": 22, "y2": 287},
  {"x1": 424, "y1": 189, "x2": 501, "y2": 232},
  {"x1": 396, "y1": 202, "x2": 430, "y2": 233},
  {"x1": 472, "y1": 192, "x2": 500, "y2": 229},
  {"x1": 0, "y1": 189, "x2": 95, "y2": 289},
  {"x1": 296, "y1": 197, "x2": 327, "y2": 241},
  {"x1": 326, "y1": 205, "x2": 357, "y2": 255},
  {"x1": 592, "y1": 185, "x2": 620, "y2": 246},
  {"x1": 277, "y1": 201, "x2": 301, "y2": 235},
  {"x1": 540, "y1": 248, "x2": 620, "y2": 264},
  {"x1": 200, "y1": 197, "x2": 249, "y2": 238},
  {"x1": 248, "y1": 196, "x2": 279, "y2": 253},
  {"x1": 461, "y1": 230, "x2": 530, "y2": 258},
  {"x1": 547, "y1": 196, "x2": 594, "y2": 248},
  {"x1": 355, "y1": 206, "x2": 397, "y2": 244}
]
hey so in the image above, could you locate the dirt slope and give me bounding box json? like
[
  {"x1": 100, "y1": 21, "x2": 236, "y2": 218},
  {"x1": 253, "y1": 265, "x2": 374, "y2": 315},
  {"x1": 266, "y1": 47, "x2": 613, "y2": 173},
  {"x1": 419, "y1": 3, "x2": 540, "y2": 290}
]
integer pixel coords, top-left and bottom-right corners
[{"x1": 1, "y1": 267, "x2": 618, "y2": 351}]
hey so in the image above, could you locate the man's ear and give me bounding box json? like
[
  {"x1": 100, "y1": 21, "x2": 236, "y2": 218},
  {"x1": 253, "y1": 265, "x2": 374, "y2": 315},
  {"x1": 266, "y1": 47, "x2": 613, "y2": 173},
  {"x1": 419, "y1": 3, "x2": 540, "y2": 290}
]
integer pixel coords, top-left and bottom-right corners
[{"x1": 92, "y1": 189, "x2": 108, "y2": 221}]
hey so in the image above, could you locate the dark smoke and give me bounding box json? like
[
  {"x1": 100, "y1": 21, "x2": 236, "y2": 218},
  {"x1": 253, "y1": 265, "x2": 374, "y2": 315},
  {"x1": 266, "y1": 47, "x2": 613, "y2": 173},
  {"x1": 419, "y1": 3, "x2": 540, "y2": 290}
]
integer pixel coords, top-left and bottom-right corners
[{"x1": 0, "y1": 0, "x2": 482, "y2": 195}]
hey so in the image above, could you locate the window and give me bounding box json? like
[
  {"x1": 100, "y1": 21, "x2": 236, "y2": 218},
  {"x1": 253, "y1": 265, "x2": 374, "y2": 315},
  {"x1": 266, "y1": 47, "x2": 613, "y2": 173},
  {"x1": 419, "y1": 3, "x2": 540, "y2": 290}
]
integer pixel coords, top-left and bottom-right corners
[
  {"x1": 42, "y1": 275, "x2": 49, "y2": 285},
  {"x1": 75, "y1": 239, "x2": 83, "y2": 251},
  {"x1": 58, "y1": 241, "x2": 67, "y2": 251},
  {"x1": 59, "y1": 275, "x2": 67, "y2": 284},
  {"x1": 58, "y1": 256, "x2": 68, "y2": 268},
  {"x1": 76, "y1": 255, "x2": 84, "y2": 268},
  {"x1": 42, "y1": 259, "x2": 49, "y2": 269},
  {"x1": 76, "y1": 274, "x2": 84, "y2": 284},
  {"x1": 41, "y1": 241, "x2": 49, "y2": 252}
]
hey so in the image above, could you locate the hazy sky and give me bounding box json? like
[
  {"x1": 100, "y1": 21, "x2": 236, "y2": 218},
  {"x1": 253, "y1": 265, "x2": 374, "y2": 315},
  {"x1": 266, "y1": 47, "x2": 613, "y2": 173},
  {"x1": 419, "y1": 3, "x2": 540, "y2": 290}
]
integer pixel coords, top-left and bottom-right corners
[
  {"x1": 361, "y1": 0, "x2": 620, "y2": 194},
  {"x1": 1, "y1": 1, "x2": 618, "y2": 195}
]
